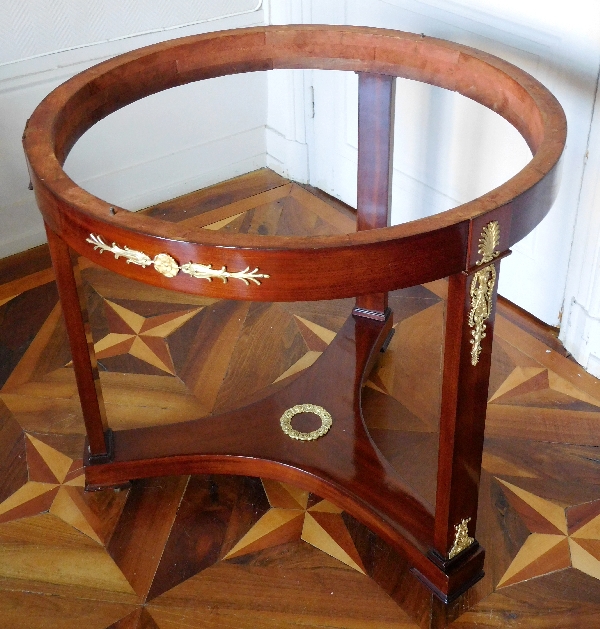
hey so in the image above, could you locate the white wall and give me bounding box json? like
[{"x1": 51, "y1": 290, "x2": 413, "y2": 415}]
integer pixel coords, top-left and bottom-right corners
[
  {"x1": 264, "y1": 1, "x2": 313, "y2": 182},
  {"x1": 266, "y1": 0, "x2": 600, "y2": 332},
  {"x1": 64, "y1": 72, "x2": 267, "y2": 212},
  {"x1": 0, "y1": 0, "x2": 266, "y2": 257},
  {"x1": 559, "y1": 76, "x2": 600, "y2": 378}
]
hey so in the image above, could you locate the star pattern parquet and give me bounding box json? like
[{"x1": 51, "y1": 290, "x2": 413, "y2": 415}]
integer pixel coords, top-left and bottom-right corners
[
  {"x1": 495, "y1": 479, "x2": 600, "y2": 587},
  {"x1": 93, "y1": 300, "x2": 202, "y2": 375},
  {"x1": 224, "y1": 479, "x2": 366, "y2": 573},
  {"x1": 0, "y1": 169, "x2": 599, "y2": 628}
]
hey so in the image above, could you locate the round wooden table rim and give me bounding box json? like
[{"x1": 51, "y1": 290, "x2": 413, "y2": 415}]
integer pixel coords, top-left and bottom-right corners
[{"x1": 23, "y1": 25, "x2": 567, "y2": 298}]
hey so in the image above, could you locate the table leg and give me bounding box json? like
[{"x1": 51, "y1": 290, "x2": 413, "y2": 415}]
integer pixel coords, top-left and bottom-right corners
[
  {"x1": 433, "y1": 259, "x2": 501, "y2": 561},
  {"x1": 354, "y1": 71, "x2": 395, "y2": 320},
  {"x1": 45, "y1": 224, "x2": 111, "y2": 460}
]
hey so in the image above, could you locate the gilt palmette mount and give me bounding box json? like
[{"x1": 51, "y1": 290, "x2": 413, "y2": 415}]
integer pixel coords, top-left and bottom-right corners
[
  {"x1": 474, "y1": 221, "x2": 500, "y2": 267},
  {"x1": 448, "y1": 518, "x2": 475, "y2": 559},
  {"x1": 468, "y1": 221, "x2": 500, "y2": 366},
  {"x1": 86, "y1": 234, "x2": 269, "y2": 286}
]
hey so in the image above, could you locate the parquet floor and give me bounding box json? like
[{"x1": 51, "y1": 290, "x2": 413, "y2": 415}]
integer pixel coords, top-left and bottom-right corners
[{"x1": 0, "y1": 169, "x2": 599, "y2": 628}]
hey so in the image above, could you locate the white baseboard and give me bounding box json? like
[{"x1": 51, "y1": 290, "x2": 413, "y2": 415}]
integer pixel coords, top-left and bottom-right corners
[
  {"x1": 0, "y1": 225, "x2": 48, "y2": 260},
  {"x1": 560, "y1": 301, "x2": 600, "y2": 379},
  {"x1": 266, "y1": 127, "x2": 309, "y2": 183}
]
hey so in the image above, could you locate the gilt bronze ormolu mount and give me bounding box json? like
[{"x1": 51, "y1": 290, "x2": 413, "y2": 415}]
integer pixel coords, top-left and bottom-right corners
[{"x1": 23, "y1": 25, "x2": 566, "y2": 603}]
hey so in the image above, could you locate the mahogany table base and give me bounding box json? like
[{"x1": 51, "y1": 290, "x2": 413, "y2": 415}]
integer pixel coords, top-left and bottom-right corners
[
  {"x1": 24, "y1": 25, "x2": 566, "y2": 605},
  {"x1": 81, "y1": 308, "x2": 484, "y2": 602}
]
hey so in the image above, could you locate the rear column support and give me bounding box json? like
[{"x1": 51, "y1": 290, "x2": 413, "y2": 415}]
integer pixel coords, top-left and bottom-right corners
[{"x1": 353, "y1": 72, "x2": 396, "y2": 322}]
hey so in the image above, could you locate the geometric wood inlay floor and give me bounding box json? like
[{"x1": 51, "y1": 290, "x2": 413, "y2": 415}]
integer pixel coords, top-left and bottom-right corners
[{"x1": 0, "y1": 169, "x2": 599, "y2": 628}]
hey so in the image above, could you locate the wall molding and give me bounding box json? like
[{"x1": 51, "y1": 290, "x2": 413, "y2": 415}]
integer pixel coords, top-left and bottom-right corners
[{"x1": 0, "y1": 0, "x2": 263, "y2": 67}]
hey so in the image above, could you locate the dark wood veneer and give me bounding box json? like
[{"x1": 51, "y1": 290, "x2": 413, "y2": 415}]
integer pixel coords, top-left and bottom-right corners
[{"x1": 22, "y1": 25, "x2": 566, "y2": 602}]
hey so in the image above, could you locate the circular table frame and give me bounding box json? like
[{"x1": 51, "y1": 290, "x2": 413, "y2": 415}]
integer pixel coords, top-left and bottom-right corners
[{"x1": 23, "y1": 25, "x2": 566, "y2": 604}]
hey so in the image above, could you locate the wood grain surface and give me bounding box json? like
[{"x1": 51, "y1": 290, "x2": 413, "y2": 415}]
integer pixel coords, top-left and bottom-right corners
[{"x1": 1, "y1": 170, "x2": 598, "y2": 628}]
